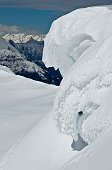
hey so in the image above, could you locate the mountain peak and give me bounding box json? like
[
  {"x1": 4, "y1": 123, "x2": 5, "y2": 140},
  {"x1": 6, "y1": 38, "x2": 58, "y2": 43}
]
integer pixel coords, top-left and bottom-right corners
[{"x1": 3, "y1": 33, "x2": 45, "y2": 43}]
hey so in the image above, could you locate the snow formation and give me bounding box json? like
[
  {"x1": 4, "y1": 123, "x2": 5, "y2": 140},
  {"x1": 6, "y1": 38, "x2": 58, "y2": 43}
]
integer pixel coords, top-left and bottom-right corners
[
  {"x1": 43, "y1": 6, "x2": 112, "y2": 76},
  {"x1": 43, "y1": 6, "x2": 112, "y2": 144}
]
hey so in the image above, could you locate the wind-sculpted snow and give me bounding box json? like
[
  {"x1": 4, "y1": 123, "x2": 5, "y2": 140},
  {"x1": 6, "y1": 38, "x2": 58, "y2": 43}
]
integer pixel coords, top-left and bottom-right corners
[
  {"x1": 43, "y1": 33, "x2": 94, "y2": 76},
  {"x1": 54, "y1": 55, "x2": 112, "y2": 143},
  {"x1": 43, "y1": 6, "x2": 112, "y2": 76},
  {"x1": 52, "y1": 6, "x2": 112, "y2": 144}
]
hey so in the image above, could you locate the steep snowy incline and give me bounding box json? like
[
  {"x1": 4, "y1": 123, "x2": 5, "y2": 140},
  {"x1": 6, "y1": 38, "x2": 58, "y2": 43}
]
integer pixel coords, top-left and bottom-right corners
[
  {"x1": 43, "y1": 6, "x2": 112, "y2": 76},
  {"x1": 0, "y1": 65, "x2": 58, "y2": 167}
]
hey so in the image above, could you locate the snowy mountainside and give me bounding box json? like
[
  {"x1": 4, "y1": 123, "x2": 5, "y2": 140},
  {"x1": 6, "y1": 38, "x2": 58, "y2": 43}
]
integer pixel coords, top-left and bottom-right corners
[
  {"x1": 0, "y1": 37, "x2": 18, "y2": 52},
  {"x1": 0, "y1": 37, "x2": 62, "y2": 85},
  {"x1": 3, "y1": 33, "x2": 45, "y2": 43},
  {"x1": 0, "y1": 48, "x2": 49, "y2": 82},
  {"x1": 0, "y1": 49, "x2": 42, "y2": 73},
  {"x1": 9, "y1": 38, "x2": 44, "y2": 65},
  {"x1": 9, "y1": 39, "x2": 62, "y2": 86}
]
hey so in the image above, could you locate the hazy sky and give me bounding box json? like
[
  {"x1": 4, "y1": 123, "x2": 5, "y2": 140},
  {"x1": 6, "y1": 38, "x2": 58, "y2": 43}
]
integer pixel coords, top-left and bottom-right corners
[{"x1": 0, "y1": 0, "x2": 112, "y2": 34}]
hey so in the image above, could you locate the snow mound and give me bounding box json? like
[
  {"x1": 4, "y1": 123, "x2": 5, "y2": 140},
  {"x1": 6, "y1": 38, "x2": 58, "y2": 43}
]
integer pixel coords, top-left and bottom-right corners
[
  {"x1": 52, "y1": 6, "x2": 112, "y2": 144},
  {"x1": 43, "y1": 6, "x2": 112, "y2": 76}
]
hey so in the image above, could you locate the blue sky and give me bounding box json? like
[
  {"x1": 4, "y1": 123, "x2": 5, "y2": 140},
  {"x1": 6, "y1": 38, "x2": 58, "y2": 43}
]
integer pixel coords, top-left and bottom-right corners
[
  {"x1": 0, "y1": 7, "x2": 64, "y2": 33},
  {"x1": 0, "y1": 0, "x2": 112, "y2": 34}
]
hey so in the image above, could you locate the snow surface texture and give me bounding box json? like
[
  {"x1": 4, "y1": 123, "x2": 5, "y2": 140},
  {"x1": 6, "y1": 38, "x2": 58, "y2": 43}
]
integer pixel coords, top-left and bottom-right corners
[
  {"x1": 0, "y1": 65, "x2": 59, "y2": 169},
  {"x1": 43, "y1": 6, "x2": 112, "y2": 144},
  {"x1": 3, "y1": 33, "x2": 45, "y2": 43},
  {"x1": 63, "y1": 127, "x2": 112, "y2": 170}
]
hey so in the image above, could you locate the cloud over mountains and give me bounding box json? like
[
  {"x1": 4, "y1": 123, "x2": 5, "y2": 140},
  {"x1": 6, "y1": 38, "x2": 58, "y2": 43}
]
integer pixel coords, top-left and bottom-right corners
[{"x1": 0, "y1": 24, "x2": 21, "y2": 35}]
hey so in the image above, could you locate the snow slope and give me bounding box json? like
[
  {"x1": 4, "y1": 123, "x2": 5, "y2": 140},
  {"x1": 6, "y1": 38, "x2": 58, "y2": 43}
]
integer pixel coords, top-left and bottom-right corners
[{"x1": 0, "y1": 65, "x2": 58, "y2": 169}]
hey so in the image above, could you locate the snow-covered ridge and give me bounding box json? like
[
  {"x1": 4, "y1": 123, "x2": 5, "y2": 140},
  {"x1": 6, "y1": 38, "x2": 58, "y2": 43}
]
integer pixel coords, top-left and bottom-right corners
[
  {"x1": 0, "y1": 37, "x2": 18, "y2": 52},
  {"x1": 0, "y1": 37, "x2": 44, "y2": 75},
  {"x1": 43, "y1": 6, "x2": 112, "y2": 144},
  {"x1": 3, "y1": 33, "x2": 45, "y2": 43}
]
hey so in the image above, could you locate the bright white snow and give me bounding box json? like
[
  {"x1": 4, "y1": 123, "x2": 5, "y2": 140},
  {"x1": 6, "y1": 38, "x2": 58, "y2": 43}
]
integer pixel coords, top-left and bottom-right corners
[
  {"x1": 43, "y1": 6, "x2": 112, "y2": 144},
  {"x1": 43, "y1": 6, "x2": 112, "y2": 76},
  {"x1": 0, "y1": 65, "x2": 59, "y2": 169},
  {"x1": 1, "y1": 5, "x2": 112, "y2": 170},
  {"x1": 63, "y1": 127, "x2": 112, "y2": 170}
]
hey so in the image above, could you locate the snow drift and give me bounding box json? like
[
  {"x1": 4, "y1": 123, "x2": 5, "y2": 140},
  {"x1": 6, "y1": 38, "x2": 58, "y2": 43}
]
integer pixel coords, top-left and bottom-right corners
[
  {"x1": 43, "y1": 6, "x2": 112, "y2": 144},
  {"x1": 43, "y1": 6, "x2": 112, "y2": 76}
]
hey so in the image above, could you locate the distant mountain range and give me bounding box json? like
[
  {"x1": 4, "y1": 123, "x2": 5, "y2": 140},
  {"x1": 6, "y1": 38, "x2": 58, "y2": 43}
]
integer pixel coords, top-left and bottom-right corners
[
  {"x1": 3, "y1": 33, "x2": 45, "y2": 43},
  {"x1": 0, "y1": 35, "x2": 62, "y2": 86}
]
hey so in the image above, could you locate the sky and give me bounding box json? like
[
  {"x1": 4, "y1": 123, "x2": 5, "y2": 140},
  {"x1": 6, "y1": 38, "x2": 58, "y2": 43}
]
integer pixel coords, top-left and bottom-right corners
[{"x1": 0, "y1": 0, "x2": 112, "y2": 34}]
